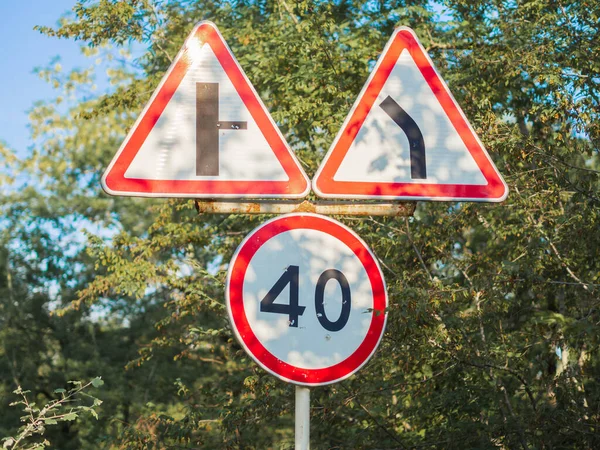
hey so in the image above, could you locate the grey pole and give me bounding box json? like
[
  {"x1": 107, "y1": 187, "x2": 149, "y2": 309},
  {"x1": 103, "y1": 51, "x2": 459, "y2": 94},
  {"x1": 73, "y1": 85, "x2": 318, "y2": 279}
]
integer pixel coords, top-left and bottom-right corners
[{"x1": 295, "y1": 386, "x2": 310, "y2": 449}]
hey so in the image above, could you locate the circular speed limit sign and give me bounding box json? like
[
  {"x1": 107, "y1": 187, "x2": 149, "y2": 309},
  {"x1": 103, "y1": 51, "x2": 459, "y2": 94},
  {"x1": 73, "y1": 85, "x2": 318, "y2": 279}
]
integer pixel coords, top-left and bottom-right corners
[{"x1": 226, "y1": 213, "x2": 387, "y2": 386}]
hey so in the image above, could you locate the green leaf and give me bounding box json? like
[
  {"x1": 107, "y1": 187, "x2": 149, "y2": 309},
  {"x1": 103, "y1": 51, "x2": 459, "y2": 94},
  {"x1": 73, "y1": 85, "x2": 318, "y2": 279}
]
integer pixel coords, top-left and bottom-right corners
[{"x1": 62, "y1": 412, "x2": 77, "y2": 421}]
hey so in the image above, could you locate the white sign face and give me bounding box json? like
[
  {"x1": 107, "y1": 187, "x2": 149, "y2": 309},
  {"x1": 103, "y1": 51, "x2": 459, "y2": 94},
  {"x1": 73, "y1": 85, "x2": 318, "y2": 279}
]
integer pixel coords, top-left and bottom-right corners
[
  {"x1": 124, "y1": 42, "x2": 288, "y2": 182},
  {"x1": 312, "y1": 26, "x2": 508, "y2": 202},
  {"x1": 226, "y1": 214, "x2": 387, "y2": 386},
  {"x1": 102, "y1": 21, "x2": 309, "y2": 198},
  {"x1": 333, "y1": 48, "x2": 486, "y2": 186}
]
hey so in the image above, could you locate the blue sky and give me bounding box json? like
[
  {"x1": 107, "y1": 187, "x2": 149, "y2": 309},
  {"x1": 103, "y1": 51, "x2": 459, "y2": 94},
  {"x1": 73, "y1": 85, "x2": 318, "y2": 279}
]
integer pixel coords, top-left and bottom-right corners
[{"x1": 0, "y1": 0, "x2": 104, "y2": 157}]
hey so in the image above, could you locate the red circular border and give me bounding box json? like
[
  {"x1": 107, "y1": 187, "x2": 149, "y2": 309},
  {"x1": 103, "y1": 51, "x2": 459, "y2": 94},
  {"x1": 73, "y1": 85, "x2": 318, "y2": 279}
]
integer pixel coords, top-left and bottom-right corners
[{"x1": 226, "y1": 214, "x2": 387, "y2": 385}]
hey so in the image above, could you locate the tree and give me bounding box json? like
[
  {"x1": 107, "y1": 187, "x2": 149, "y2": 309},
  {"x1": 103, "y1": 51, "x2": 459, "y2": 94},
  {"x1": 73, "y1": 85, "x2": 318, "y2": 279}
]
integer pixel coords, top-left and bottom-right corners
[{"x1": 2, "y1": 0, "x2": 599, "y2": 448}]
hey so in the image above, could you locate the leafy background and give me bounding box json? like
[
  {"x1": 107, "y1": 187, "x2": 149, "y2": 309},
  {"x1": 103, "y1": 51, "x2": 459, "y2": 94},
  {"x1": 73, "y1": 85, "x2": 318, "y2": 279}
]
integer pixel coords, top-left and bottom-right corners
[{"x1": 1, "y1": 0, "x2": 599, "y2": 448}]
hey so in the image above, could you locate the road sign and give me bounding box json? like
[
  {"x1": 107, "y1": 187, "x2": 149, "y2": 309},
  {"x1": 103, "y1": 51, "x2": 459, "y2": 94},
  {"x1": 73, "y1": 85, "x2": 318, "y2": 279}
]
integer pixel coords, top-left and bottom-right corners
[
  {"x1": 102, "y1": 21, "x2": 310, "y2": 199},
  {"x1": 312, "y1": 26, "x2": 508, "y2": 202},
  {"x1": 226, "y1": 213, "x2": 387, "y2": 386}
]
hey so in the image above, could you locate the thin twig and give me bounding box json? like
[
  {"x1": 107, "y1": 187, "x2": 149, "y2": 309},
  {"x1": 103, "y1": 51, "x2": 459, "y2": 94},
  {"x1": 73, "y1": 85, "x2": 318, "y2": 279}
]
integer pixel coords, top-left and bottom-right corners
[
  {"x1": 405, "y1": 218, "x2": 433, "y2": 282},
  {"x1": 515, "y1": 186, "x2": 593, "y2": 293},
  {"x1": 279, "y1": 0, "x2": 299, "y2": 25},
  {"x1": 340, "y1": 384, "x2": 407, "y2": 449}
]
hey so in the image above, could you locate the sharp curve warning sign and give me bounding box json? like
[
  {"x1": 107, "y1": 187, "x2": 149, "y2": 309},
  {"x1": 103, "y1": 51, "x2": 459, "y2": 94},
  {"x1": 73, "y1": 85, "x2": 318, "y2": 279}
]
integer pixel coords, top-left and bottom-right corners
[
  {"x1": 312, "y1": 26, "x2": 508, "y2": 202},
  {"x1": 102, "y1": 21, "x2": 310, "y2": 199}
]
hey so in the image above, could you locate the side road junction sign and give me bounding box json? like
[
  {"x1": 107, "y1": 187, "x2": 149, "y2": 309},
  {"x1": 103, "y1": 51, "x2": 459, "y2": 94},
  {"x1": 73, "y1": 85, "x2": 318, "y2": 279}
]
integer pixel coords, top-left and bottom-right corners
[{"x1": 102, "y1": 21, "x2": 310, "y2": 199}]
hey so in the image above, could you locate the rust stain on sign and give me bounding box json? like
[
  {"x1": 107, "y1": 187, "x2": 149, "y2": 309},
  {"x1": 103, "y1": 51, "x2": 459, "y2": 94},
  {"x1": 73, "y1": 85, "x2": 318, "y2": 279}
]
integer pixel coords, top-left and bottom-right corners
[
  {"x1": 195, "y1": 200, "x2": 415, "y2": 217},
  {"x1": 293, "y1": 200, "x2": 317, "y2": 213}
]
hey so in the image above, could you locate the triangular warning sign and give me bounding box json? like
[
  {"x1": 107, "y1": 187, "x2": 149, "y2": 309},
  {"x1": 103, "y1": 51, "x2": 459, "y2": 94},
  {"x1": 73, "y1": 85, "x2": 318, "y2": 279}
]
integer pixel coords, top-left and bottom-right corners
[
  {"x1": 102, "y1": 21, "x2": 309, "y2": 199},
  {"x1": 313, "y1": 27, "x2": 508, "y2": 202}
]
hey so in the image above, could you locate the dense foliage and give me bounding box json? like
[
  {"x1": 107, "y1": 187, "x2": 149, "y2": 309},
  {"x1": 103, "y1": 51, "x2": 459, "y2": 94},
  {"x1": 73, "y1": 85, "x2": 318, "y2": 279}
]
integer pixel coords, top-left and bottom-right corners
[{"x1": 1, "y1": 0, "x2": 599, "y2": 448}]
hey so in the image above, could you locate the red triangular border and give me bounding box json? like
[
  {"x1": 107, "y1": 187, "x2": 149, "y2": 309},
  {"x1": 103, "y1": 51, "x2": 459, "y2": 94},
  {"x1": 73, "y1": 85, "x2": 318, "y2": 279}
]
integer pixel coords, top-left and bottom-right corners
[
  {"x1": 102, "y1": 21, "x2": 309, "y2": 198},
  {"x1": 312, "y1": 27, "x2": 508, "y2": 202}
]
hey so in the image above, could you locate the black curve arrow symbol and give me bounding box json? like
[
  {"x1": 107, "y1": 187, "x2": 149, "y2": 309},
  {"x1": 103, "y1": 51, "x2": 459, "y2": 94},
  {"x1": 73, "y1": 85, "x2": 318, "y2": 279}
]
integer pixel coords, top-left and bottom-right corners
[{"x1": 379, "y1": 96, "x2": 427, "y2": 179}]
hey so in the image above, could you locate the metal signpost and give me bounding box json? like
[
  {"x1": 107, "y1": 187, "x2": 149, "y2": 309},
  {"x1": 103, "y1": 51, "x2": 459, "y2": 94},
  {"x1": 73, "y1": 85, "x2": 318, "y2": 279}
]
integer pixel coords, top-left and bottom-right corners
[
  {"x1": 226, "y1": 213, "x2": 388, "y2": 448},
  {"x1": 101, "y1": 20, "x2": 507, "y2": 450}
]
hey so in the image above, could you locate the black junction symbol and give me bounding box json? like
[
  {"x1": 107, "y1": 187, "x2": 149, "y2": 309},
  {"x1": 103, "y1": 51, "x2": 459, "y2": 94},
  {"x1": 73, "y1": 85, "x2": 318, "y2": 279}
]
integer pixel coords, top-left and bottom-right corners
[
  {"x1": 196, "y1": 82, "x2": 247, "y2": 176},
  {"x1": 379, "y1": 95, "x2": 427, "y2": 179}
]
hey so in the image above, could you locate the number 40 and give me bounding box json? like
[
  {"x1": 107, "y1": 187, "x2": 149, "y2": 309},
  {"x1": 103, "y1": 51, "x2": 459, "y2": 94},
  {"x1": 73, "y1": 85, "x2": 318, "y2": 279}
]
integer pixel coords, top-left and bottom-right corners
[{"x1": 260, "y1": 265, "x2": 351, "y2": 332}]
